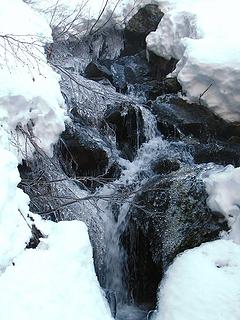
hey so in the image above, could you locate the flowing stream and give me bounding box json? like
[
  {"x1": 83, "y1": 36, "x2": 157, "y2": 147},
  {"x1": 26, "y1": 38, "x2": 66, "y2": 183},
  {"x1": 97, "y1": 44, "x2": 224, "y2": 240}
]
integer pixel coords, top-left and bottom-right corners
[
  {"x1": 96, "y1": 100, "x2": 193, "y2": 319},
  {"x1": 19, "y1": 26, "x2": 234, "y2": 320}
]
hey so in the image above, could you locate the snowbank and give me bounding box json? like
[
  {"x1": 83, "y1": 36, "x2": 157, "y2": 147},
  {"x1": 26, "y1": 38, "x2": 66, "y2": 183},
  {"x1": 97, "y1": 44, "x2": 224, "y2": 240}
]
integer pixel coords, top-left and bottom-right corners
[
  {"x1": 0, "y1": 0, "x2": 65, "y2": 158},
  {"x1": 0, "y1": 2, "x2": 112, "y2": 319},
  {"x1": 147, "y1": 0, "x2": 240, "y2": 122},
  {"x1": 0, "y1": 221, "x2": 113, "y2": 320},
  {"x1": 204, "y1": 165, "x2": 240, "y2": 243},
  {"x1": 154, "y1": 240, "x2": 240, "y2": 320},
  {"x1": 0, "y1": 148, "x2": 31, "y2": 273}
]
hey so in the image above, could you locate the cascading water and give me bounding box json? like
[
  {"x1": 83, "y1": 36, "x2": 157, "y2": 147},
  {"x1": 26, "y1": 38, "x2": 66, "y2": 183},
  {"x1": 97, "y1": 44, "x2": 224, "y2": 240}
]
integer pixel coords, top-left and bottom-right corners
[
  {"x1": 96, "y1": 102, "x2": 193, "y2": 319},
  {"x1": 99, "y1": 107, "x2": 163, "y2": 319},
  {"x1": 18, "y1": 18, "x2": 234, "y2": 320}
]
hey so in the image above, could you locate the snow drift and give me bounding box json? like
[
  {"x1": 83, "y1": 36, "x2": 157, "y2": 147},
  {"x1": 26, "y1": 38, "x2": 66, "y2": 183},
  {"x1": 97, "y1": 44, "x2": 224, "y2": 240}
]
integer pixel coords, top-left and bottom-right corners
[
  {"x1": 154, "y1": 240, "x2": 240, "y2": 320},
  {"x1": 205, "y1": 165, "x2": 240, "y2": 243},
  {"x1": 147, "y1": 0, "x2": 240, "y2": 122},
  {"x1": 0, "y1": 221, "x2": 113, "y2": 320},
  {"x1": 0, "y1": 0, "x2": 65, "y2": 157},
  {"x1": 0, "y1": 1, "x2": 112, "y2": 319}
]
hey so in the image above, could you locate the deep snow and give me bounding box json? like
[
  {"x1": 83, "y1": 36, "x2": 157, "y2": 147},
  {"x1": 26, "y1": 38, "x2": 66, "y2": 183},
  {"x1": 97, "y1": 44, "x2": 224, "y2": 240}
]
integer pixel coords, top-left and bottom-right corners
[
  {"x1": 147, "y1": 0, "x2": 240, "y2": 122},
  {"x1": 205, "y1": 165, "x2": 240, "y2": 243},
  {"x1": 154, "y1": 240, "x2": 240, "y2": 320},
  {"x1": 0, "y1": 1, "x2": 113, "y2": 319},
  {"x1": 0, "y1": 221, "x2": 113, "y2": 320}
]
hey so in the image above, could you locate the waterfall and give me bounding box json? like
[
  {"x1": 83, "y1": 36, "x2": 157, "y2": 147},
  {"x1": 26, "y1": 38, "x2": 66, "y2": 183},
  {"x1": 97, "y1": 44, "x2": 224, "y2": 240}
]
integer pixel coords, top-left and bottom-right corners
[{"x1": 95, "y1": 106, "x2": 174, "y2": 319}]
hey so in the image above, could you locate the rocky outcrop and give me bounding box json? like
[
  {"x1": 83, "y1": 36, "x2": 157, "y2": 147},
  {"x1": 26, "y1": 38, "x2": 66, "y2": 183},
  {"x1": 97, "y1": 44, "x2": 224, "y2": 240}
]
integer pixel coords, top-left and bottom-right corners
[{"x1": 191, "y1": 142, "x2": 240, "y2": 167}]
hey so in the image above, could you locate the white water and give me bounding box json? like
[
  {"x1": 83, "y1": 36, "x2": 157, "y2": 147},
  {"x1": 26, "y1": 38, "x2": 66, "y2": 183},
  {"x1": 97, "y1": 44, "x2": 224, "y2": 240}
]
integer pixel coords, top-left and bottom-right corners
[{"x1": 95, "y1": 106, "x2": 170, "y2": 318}]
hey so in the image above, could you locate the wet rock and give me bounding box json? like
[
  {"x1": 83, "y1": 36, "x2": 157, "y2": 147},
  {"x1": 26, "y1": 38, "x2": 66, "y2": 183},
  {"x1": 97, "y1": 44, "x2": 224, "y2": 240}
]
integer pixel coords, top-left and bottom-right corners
[
  {"x1": 151, "y1": 94, "x2": 226, "y2": 141},
  {"x1": 110, "y1": 51, "x2": 150, "y2": 91},
  {"x1": 123, "y1": 4, "x2": 164, "y2": 55},
  {"x1": 148, "y1": 52, "x2": 178, "y2": 80},
  {"x1": 122, "y1": 166, "x2": 228, "y2": 306},
  {"x1": 163, "y1": 78, "x2": 182, "y2": 95},
  {"x1": 104, "y1": 102, "x2": 146, "y2": 161},
  {"x1": 144, "y1": 78, "x2": 182, "y2": 100},
  {"x1": 60, "y1": 124, "x2": 109, "y2": 178},
  {"x1": 191, "y1": 142, "x2": 240, "y2": 167},
  {"x1": 152, "y1": 158, "x2": 180, "y2": 175},
  {"x1": 85, "y1": 61, "x2": 113, "y2": 81},
  {"x1": 104, "y1": 289, "x2": 117, "y2": 317}
]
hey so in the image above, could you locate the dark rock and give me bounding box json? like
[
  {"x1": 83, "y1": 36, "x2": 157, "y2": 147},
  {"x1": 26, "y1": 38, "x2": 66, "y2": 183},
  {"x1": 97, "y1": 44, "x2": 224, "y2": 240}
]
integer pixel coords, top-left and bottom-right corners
[
  {"x1": 104, "y1": 289, "x2": 117, "y2": 317},
  {"x1": 152, "y1": 158, "x2": 181, "y2": 175},
  {"x1": 104, "y1": 102, "x2": 146, "y2": 161},
  {"x1": 103, "y1": 162, "x2": 122, "y2": 181},
  {"x1": 144, "y1": 78, "x2": 181, "y2": 100},
  {"x1": 85, "y1": 61, "x2": 113, "y2": 81},
  {"x1": 60, "y1": 124, "x2": 109, "y2": 178},
  {"x1": 163, "y1": 78, "x2": 182, "y2": 95},
  {"x1": 122, "y1": 166, "x2": 228, "y2": 306},
  {"x1": 151, "y1": 94, "x2": 227, "y2": 141},
  {"x1": 123, "y1": 4, "x2": 164, "y2": 55},
  {"x1": 191, "y1": 142, "x2": 240, "y2": 167},
  {"x1": 148, "y1": 52, "x2": 178, "y2": 80}
]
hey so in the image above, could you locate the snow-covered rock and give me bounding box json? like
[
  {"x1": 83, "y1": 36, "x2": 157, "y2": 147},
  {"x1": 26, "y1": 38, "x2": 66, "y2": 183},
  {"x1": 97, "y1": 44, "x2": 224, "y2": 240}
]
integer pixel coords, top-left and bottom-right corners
[
  {"x1": 147, "y1": 0, "x2": 240, "y2": 122},
  {"x1": 0, "y1": 221, "x2": 113, "y2": 320},
  {"x1": 154, "y1": 240, "x2": 240, "y2": 320},
  {"x1": 32, "y1": 0, "x2": 160, "y2": 38},
  {"x1": 205, "y1": 165, "x2": 240, "y2": 243},
  {"x1": 0, "y1": 0, "x2": 65, "y2": 158}
]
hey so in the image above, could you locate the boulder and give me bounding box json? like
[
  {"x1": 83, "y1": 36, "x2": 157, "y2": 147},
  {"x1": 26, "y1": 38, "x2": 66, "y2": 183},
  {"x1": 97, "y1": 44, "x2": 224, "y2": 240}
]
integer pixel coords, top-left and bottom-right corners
[
  {"x1": 122, "y1": 166, "x2": 228, "y2": 307},
  {"x1": 151, "y1": 94, "x2": 226, "y2": 141},
  {"x1": 151, "y1": 158, "x2": 181, "y2": 175},
  {"x1": 60, "y1": 124, "x2": 109, "y2": 178},
  {"x1": 109, "y1": 51, "x2": 151, "y2": 91},
  {"x1": 148, "y1": 51, "x2": 178, "y2": 80},
  {"x1": 124, "y1": 4, "x2": 164, "y2": 55}
]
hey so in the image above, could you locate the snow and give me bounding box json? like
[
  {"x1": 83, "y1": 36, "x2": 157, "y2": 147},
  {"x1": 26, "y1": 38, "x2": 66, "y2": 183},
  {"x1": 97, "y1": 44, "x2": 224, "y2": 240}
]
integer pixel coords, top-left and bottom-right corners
[
  {"x1": 0, "y1": 221, "x2": 113, "y2": 320},
  {"x1": 147, "y1": 0, "x2": 240, "y2": 122},
  {"x1": 0, "y1": 0, "x2": 65, "y2": 158},
  {"x1": 154, "y1": 240, "x2": 240, "y2": 320},
  {"x1": 0, "y1": 148, "x2": 31, "y2": 273},
  {"x1": 0, "y1": 2, "x2": 112, "y2": 319},
  {"x1": 32, "y1": 0, "x2": 159, "y2": 38},
  {"x1": 204, "y1": 165, "x2": 240, "y2": 243}
]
